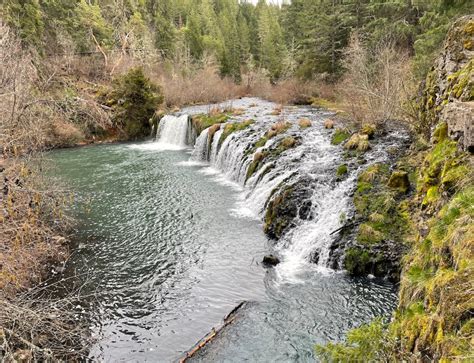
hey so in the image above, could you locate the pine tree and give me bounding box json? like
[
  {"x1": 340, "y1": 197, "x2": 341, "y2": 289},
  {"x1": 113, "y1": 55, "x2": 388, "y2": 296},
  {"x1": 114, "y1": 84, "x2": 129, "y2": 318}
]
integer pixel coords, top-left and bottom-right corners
[{"x1": 3, "y1": 0, "x2": 44, "y2": 47}]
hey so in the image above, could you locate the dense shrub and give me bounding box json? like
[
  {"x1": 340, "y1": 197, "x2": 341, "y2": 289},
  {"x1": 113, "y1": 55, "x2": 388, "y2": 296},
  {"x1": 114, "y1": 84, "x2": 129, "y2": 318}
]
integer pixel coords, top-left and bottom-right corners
[{"x1": 107, "y1": 67, "x2": 163, "y2": 139}]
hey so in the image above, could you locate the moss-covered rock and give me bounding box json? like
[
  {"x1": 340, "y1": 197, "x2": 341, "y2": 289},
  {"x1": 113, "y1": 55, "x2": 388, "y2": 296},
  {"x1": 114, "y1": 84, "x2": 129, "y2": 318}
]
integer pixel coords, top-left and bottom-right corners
[
  {"x1": 324, "y1": 119, "x2": 335, "y2": 129},
  {"x1": 361, "y1": 124, "x2": 376, "y2": 139},
  {"x1": 192, "y1": 113, "x2": 229, "y2": 135},
  {"x1": 331, "y1": 128, "x2": 350, "y2": 145},
  {"x1": 245, "y1": 136, "x2": 301, "y2": 182},
  {"x1": 387, "y1": 170, "x2": 410, "y2": 193},
  {"x1": 336, "y1": 164, "x2": 348, "y2": 177},
  {"x1": 318, "y1": 15, "x2": 474, "y2": 363},
  {"x1": 298, "y1": 118, "x2": 312, "y2": 128},
  {"x1": 264, "y1": 179, "x2": 313, "y2": 240},
  {"x1": 344, "y1": 248, "x2": 371, "y2": 275},
  {"x1": 345, "y1": 133, "x2": 370, "y2": 151},
  {"x1": 218, "y1": 119, "x2": 254, "y2": 147}
]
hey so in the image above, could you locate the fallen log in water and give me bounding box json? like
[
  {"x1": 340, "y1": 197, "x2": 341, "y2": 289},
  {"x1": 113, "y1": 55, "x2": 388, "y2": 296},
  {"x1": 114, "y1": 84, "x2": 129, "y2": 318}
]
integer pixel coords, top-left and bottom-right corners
[
  {"x1": 329, "y1": 222, "x2": 354, "y2": 236},
  {"x1": 179, "y1": 301, "x2": 247, "y2": 362}
]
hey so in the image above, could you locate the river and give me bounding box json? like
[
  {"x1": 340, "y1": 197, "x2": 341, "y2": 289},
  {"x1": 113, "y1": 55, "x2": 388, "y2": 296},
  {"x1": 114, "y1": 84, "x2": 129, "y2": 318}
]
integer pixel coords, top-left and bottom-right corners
[{"x1": 50, "y1": 98, "x2": 398, "y2": 362}]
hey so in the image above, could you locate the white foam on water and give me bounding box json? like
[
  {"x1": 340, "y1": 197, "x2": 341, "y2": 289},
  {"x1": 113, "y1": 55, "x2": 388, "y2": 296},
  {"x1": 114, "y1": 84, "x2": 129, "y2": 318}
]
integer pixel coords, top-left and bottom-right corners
[
  {"x1": 128, "y1": 142, "x2": 186, "y2": 151},
  {"x1": 176, "y1": 160, "x2": 208, "y2": 167}
]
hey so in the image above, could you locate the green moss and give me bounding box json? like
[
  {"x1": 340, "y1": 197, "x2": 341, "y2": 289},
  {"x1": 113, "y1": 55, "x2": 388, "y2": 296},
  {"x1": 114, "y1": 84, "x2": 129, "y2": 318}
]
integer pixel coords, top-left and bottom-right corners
[
  {"x1": 315, "y1": 318, "x2": 393, "y2": 362},
  {"x1": 246, "y1": 150, "x2": 268, "y2": 182},
  {"x1": 331, "y1": 128, "x2": 350, "y2": 145},
  {"x1": 441, "y1": 164, "x2": 469, "y2": 190},
  {"x1": 192, "y1": 113, "x2": 229, "y2": 134},
  {"x1": 254, "y1": 136, "x2": 268, "y2": 148},
  {"x1": 357, "y1": 223, "x2": 384, "y2": 244},
  {"x1": 387, "y1": 170, "x2": 410, "y2": 193},
  {"x1": 361, "y1": 124, "x2": 376, "y2": 139},
  {"x1": 263, "y1": 187, "x2": 294, "y2": 238},
  {"x1": 344, "y1": 248, "x2": 371, "y2": 275},
  {"x1": 345, "y1": 133, "x2": 370, "y2": 151},
  {"x1": 336, "y1": 164, "x2": 348, "y2": 177},
  {"x1": 356, "y1": 181, "x2": 373, "y2": 194},
  {"x1": 432, "y1": 122, "x2": 448, "y2": 143},
  {"x1": 218, "y1": 119, "x2": 254, "y2": 147}
]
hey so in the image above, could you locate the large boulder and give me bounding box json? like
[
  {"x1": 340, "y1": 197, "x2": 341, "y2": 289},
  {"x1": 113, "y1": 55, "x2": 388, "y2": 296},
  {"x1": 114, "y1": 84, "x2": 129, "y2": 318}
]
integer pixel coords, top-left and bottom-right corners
[
  {"x1": 262, "y1": 255, "x2": 280, "y2": 266},
  {"x1": 263, "y1": 178, "x2": 314, "y2": 240},
  {"x1": 442, "y1": 101, "x2": 474, "y2": 152}
]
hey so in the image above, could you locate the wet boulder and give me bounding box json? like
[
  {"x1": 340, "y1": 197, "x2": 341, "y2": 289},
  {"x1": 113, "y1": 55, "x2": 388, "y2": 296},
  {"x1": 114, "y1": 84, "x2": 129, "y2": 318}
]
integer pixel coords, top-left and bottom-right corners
[
  {"x1": 262, "y1": 255, "x2": 280, "y2": 266},
  {"x1": 263, "y1": 178, "x2": 314, "y2": 240}
]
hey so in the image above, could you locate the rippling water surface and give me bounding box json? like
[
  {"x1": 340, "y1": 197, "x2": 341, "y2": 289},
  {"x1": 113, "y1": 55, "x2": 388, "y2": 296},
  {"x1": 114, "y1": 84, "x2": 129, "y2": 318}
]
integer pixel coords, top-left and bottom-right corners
[{"x1": 50, "y1": 102, "x2": 398, "y2": 362}]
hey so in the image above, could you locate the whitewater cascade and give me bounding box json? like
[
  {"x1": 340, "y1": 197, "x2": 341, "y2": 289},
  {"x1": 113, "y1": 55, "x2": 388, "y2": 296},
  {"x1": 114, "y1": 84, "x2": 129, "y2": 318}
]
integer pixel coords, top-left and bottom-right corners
[
  {"x1": 181, "y1": 98, "x2": 407, "y2": 278},
  {"x1": 156, "y1": 115, "x2": 193, "y2": 148}
]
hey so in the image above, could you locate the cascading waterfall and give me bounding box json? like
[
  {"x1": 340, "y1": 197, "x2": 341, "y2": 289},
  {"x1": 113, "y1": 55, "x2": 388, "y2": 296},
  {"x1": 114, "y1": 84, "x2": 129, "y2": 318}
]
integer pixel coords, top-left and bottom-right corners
[
  {"x1": 156, "y1": 115, "x2": 190, "y2": 149},
  {"x1": 180, "y1": 98, "x2": 408, "y2": 278}
]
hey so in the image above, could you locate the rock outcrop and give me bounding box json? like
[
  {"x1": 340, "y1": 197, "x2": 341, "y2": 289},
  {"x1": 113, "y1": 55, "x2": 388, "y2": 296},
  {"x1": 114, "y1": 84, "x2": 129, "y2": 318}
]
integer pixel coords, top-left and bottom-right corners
[
  {"x1": 417, "y1": 15, "x2": 473, "y2": 150},
  {"x1": 442, "y1": 100, "x2": 474, "y2": 152},
  {"x1": 263, "y1": 178, "x2": 314, "y2": 240}
]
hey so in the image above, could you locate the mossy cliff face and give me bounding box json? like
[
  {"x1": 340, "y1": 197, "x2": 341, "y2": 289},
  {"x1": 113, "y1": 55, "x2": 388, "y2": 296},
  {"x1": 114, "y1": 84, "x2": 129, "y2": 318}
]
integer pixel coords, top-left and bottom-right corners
[
  {"x1": 416, "y1": 15, "x2": 473, "y2": 149},
  {"x1": 342, "y1": 162, "x2": 413, "y2": 281},
  {"x1": 317, "y1": 15, "x2": 473, "y2": 362}
]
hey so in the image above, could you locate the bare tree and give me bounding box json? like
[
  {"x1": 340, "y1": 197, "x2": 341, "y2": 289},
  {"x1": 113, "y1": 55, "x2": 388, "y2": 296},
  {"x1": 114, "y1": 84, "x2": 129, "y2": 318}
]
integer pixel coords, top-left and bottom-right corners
[{"x1": 338, "y1": 34, "x2": 413, "y2": 127}]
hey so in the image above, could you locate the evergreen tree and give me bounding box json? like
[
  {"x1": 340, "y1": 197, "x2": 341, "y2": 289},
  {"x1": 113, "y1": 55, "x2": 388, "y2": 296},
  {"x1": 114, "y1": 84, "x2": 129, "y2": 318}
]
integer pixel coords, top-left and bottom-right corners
[
  {"x1": 3, "y1": 0, "x2": 44, "y2": 47},
  {"x1": 257, "y1": 2, "x2": 286, "y2": 82},
  {"x1": 108, "y1": 67, "x2": 164, "y2": 139}
]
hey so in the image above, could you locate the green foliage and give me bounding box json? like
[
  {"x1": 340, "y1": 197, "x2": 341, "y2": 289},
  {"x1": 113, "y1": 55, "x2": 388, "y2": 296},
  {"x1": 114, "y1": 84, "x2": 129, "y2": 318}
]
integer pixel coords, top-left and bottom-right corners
[
  {"x1": 106, "y1": 67, "x2": 163, "y2": 139},
  {"x1": 2, "y1": 0, "x2": 471, "y2": 81},
  {"x1": 316, "y1": 318, "x2": 394, "y2": 362},
  {"x1": 3, "y1": 0, "x2": 44, "y2": 47},
  {"x1": 331, "y1": 129, "x2": 350, "y2": 145},
  {"x1": 336, "y1": 164, "x2": 348, "y2": 177}
]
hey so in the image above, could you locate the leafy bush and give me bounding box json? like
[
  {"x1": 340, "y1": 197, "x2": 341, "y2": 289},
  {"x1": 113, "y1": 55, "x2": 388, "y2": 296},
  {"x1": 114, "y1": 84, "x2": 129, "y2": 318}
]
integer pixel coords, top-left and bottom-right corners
[
  {"x1": 107, "y1": 67, "x2": 163, "y2": 139},
  {"x1": 315, "y1": 318, "x2": 395, "y2": 362}
]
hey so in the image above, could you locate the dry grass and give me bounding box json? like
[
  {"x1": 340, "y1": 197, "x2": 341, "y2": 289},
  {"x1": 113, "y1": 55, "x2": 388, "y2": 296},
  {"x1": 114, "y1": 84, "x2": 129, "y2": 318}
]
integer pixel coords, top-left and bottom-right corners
[
  {"x1": 324, "y1": 119, "x2": 335, "y2": 129},
  {"x1": 0, "y1": 159, "x2": 71, "y2": 296},
  {"x1": 271, "y1": 104, "x2": 283, "y2": 115},
  {"x1": 266, "y1": 121, "x2": 291, "y2": 138},
  {"x1": 345, "y1": 133, "x2": 371, "y2": 151},
  {"x1": 0, "y1": 23, "x2": 95, "y2": 360},
  {"x1": 0, "y1": 277, "x2": 98, "y2": 361},
  {"x1": 298, "y1": 118, "x2": 312, "y2": 129},
  {"x1": 251, "y1": 78, "x2": 328, "y2": 105},
  {"x1": 150, "y1": 63, "x2": 245, "y2": 107}
]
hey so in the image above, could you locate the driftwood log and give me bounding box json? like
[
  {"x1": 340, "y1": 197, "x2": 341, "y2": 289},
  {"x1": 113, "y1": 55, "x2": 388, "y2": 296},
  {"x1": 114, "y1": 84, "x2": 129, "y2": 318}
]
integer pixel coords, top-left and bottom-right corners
[{"x1": 179, "y1": 301, "x2": 247, "y2": 362}]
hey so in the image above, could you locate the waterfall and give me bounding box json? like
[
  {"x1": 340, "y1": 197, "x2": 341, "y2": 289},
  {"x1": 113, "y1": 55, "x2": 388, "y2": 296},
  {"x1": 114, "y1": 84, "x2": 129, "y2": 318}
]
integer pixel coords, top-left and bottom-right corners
[
  {"x1": 156, "y1": 115, "x2": 190, "y2": 149},
  {"x1": 181, "y1": 98, "x2": 407, "y2": 279}
]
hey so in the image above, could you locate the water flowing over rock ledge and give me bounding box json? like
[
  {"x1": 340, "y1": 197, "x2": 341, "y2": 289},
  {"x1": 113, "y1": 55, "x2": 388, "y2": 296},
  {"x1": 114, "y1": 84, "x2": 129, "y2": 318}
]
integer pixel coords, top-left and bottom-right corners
[{"x1": 155, "y1": 98, "x2": 411, "y2": 280}]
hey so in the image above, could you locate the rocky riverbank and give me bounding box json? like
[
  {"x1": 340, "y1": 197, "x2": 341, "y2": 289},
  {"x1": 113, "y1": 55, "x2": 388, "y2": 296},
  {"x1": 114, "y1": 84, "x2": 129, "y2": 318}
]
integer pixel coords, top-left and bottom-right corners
[{"x1": 317, "y1": 15, "x2": 473, "y2": 361}]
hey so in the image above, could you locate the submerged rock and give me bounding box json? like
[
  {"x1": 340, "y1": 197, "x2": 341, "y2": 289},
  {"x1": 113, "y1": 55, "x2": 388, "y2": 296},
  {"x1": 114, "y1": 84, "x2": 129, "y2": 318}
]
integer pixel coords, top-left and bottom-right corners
[{"x1": 262, "y1": 255, "x2": 280, "y2": 266}]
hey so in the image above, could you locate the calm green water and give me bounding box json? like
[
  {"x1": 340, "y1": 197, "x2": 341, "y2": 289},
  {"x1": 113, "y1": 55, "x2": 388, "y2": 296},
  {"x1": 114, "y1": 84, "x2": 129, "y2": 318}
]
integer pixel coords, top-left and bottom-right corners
[{"x1": 50, "y1": 140, "x2": 397, "y2": 362}]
